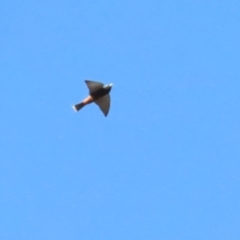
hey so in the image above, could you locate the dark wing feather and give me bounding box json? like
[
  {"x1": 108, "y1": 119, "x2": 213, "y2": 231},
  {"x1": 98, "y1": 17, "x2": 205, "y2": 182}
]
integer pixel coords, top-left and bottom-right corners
[
  {"x1": 94, "y1": 94, "x2": 110, "y2": 116},
  {"x1": 85, "y1": 80, "x2": 104, "y2": 94}
]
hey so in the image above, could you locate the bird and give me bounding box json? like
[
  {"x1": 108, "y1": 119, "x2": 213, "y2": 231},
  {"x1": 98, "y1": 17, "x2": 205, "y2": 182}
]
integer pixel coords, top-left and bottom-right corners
[{"x1": 72, "y1": 80, "x2": 113, "y2": 116}]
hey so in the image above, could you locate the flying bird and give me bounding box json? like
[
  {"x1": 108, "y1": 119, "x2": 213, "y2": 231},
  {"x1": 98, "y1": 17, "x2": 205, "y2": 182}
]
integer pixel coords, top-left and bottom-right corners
[{"x1": 72, "y1": 80, "x2": 113, "y2": 116}]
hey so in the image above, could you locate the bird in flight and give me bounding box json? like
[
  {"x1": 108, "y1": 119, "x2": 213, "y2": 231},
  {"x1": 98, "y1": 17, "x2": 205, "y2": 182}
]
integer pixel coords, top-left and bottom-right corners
[{"x1": 72, "y1": 80, "x2": 113, "y2": 116}]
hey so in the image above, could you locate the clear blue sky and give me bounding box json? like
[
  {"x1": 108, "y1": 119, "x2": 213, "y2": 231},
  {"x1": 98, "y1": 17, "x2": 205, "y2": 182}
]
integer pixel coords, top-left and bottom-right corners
[{"x1": 1, "y1": 1, "x2": 240, "y2": 239}]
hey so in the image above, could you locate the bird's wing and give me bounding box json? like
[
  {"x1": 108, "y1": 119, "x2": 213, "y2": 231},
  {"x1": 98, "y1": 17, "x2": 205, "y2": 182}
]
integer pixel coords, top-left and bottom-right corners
[
  {"x1": 94, "y1": 94, "x2": 110, "y2": 116},
  {"x1": 85, "y1": 80, "x2": 104, "y2": 94}
]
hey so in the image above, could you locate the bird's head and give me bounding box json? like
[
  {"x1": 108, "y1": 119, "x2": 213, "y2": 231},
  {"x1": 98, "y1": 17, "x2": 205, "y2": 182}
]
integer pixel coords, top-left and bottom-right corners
[{"x1": 104, "y1": 83, "x2": 113, "y2": 90}]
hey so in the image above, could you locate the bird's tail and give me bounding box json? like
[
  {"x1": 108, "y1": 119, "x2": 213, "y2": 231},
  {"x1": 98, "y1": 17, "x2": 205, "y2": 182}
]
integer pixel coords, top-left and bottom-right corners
[{"x1": 72, "y1": 102, "x2": 85, "y2": 112}]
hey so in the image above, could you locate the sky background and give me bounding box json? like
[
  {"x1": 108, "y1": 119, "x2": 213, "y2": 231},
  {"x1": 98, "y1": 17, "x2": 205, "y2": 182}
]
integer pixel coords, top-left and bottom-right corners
[{"x1": 1, "y1": 1, "x2": 240, "y2": 239}]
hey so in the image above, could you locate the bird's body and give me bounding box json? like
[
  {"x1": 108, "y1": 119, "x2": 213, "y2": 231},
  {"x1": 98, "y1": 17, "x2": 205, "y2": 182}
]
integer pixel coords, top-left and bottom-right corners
[
  {"x1": 73, "y1": 80, "x2": 113, "y2": 116},
  {"x1": 81, "y1": 95, "x2": 94, "y2": 105}
]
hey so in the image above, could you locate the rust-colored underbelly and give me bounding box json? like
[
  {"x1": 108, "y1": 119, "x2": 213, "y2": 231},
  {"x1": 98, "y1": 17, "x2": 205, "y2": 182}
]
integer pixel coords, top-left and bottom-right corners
[{"x1": 82, "y1": 95, "x2": 94, "y2": 105}]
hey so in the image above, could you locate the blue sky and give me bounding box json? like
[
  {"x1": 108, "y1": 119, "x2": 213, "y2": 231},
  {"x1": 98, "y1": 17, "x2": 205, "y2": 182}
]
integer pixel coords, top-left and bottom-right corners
[{"x1": 1, "y1": 1, "x2": 240, "y2": 239}]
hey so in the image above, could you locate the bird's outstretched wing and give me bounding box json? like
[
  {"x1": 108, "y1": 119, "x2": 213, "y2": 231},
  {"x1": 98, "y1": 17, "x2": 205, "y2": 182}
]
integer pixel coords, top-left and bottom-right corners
[
  {"x1": 94, "y1": 94, "x2": 110, "y2": 116},
  {"x1": 85, "y1": 80, "x2": 104, "y2": 94}
]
